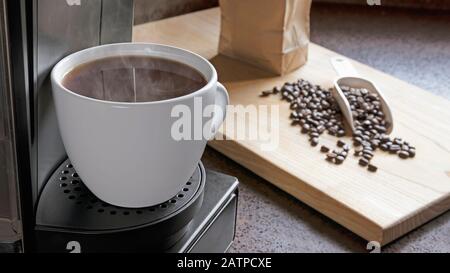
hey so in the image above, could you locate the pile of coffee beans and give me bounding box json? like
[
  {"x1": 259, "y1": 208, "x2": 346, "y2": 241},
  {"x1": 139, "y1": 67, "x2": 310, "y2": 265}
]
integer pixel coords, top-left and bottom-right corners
[
  {"x1": 261, "y1": 79, "x2": 346, "y2": 139},
  {"x1": 322, "y1": 140, "x2": 350, "y2": 165},
  {"x1": 341, "y1": 85, "x2": 415, "y2": 169},
  {"x1": 260, "y1": 79, "x2": 415, "y2": 173}
]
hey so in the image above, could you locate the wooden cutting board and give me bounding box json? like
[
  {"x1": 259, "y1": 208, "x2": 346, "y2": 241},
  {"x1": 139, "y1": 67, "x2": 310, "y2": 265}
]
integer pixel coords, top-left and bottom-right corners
[{"x1": 133, "y1": 8, "x2": 450, "y2": 245}]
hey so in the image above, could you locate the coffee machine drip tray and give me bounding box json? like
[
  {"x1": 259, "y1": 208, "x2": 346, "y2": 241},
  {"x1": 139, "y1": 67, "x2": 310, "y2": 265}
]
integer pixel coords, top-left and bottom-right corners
[{"x1": 35, "y1": 159, "x2": 206, "y2": 252}]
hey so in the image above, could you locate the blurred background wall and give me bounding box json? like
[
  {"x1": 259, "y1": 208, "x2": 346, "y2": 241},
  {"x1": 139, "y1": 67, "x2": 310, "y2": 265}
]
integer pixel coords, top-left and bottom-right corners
[
  {"x1": 134, "y1": 0, "x2": 218, "y2": 24},
  {"x1": 316, "y1": 0, "x2": 450, "y2": 10},
  {"x1": 133, "y1": 0, "x2": 449, "y2": 24}
]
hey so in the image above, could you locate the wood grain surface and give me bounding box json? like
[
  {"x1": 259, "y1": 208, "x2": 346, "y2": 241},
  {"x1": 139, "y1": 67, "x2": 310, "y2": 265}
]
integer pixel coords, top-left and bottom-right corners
[{"x1": 133, "y1": 8, "x2": 450, "y2": 245}]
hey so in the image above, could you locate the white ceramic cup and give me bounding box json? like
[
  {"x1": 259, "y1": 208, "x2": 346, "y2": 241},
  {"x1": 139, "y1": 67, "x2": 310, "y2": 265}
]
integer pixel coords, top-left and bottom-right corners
[{"x1": 51, "y1": 43, "x2": 228, "y2": 208}]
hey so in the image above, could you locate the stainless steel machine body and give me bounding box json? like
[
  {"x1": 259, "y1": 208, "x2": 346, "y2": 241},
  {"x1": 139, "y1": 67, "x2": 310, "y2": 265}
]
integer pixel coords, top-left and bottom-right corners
[{"x1": 0, "y1": 0, "x2": 238, "y2": 253}]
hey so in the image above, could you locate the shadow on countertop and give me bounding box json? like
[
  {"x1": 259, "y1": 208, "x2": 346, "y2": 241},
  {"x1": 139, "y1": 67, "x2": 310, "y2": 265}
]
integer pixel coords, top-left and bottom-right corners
[{"x1": 202, "y1": 147, "x2": 368, "y2": 253}]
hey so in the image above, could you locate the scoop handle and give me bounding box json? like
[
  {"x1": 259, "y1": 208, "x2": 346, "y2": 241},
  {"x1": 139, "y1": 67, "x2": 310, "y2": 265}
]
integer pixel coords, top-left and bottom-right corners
[{"x1": 331, "y1": 57, "x2": 360, "y2": 78}]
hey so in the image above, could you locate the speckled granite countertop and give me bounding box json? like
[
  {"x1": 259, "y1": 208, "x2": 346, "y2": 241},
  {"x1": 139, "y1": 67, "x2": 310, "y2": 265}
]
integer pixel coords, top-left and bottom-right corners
[{"x1": 201, "y1": 4, "x2": 450, "y2": 253}]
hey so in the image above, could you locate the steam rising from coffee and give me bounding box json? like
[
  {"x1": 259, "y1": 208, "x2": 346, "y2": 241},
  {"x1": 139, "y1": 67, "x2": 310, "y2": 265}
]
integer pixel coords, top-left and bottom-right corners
[{"x1": 62, "y1": 55, "x2": 207, "y2": 103}]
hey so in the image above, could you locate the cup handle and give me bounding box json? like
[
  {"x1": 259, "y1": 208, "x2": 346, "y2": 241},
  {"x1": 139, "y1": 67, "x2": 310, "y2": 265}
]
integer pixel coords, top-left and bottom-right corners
[{"x1": 209, "y1": 82, "x2": 229, "y2": 139}]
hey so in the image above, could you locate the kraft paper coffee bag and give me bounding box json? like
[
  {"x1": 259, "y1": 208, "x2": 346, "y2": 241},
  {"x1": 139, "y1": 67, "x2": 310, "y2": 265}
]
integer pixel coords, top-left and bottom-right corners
[{"x1": 219, "y1": 0, "x2": 312, "y2": 75}]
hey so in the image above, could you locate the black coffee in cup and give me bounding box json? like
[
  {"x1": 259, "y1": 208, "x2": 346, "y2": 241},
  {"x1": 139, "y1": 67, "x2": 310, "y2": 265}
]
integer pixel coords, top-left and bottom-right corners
[{"x1": 62, "y1": 55, "x2": 207, "y2": 102}]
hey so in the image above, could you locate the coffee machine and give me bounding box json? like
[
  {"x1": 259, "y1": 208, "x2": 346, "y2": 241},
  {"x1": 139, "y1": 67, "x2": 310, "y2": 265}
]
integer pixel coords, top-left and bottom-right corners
[{"x1": 0, "y1": 0, "x2": 238, "y2": 253}]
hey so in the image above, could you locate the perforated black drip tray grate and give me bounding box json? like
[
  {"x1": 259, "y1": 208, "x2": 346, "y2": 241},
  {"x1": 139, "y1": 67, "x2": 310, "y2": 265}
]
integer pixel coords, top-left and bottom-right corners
[{"x1": 36, "y1": 159, "x2": 205, "y2": 232}]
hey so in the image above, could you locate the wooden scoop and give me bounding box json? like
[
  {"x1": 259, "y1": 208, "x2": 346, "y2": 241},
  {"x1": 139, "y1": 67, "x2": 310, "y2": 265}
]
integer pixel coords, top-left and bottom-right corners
[{"x1": 330, "y1": 57, "x2": 394, "y2": 134}]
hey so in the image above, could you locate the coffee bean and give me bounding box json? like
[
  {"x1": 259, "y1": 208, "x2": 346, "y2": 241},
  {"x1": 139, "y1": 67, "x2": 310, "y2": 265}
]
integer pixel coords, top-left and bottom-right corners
[
  {"x1": 363, "y1": 120, "x2": 371, "y2": 127},
  {"x1": 310, "y1": 137, "x2": 319, "y2": 147},
  {"x1": 371, "y1": 139, "x2": 380, "y2": 147},
  {"x1": 335, "y1": 156, "x2": 345, "y2": 164},
  {"x1": 320, "y1": 146, "x2": 330, "y2": 153},
  {"x1": 321, "y1": 100, "x2": 330, "y2": 108},
  {"x1": 337, "y1": 140, "x2": 346, "y2": 147},
  {"x1": 375, "y1": 125, "x2": 386, "y2": 133},
  {"x1": 301, "y1": 124, "x2": 310, "y2": 133},
  {"x1": 260, "y1": 90, "x2": 272, "y2": 97},
  {"x1": 389, "y1": 145, "x2": 400, "y2": 153},
  {"x1": 362, "y1": 146, "x2": 373, "y2": 153},
  {"x1": 309, "y1": 119, "x2": 320, "y2": 127},
  {"x1": 343, "y1": 145, "x2": 350, "y2": 152},
  {"x1": 368, "y1": 164, "x2": 378, "y2": 172},
  {"x1": 317, "y1": 125, "x2": 326, "y2": 134},
  {"x1": 409, "y1": 148, "x2": 416, "y2": 158},
  {"x1": 394, "y1": 138, "x2": 403, "y2": 145},
  {"x1": 399, "y1": 150, "x2": 409, "y2": 159},
  {"x1": 359, "y1": 158, "x2": 369, "y2": 167},
  {"x1": 282, "y1": 84, "x2": 294, "y2": 93},
  {"x1": 332, "y1": 149, "x2": 341, "y2": 155},
  {"x1": 327, "y1": 152, "x2": 337, "y2": 159}
]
